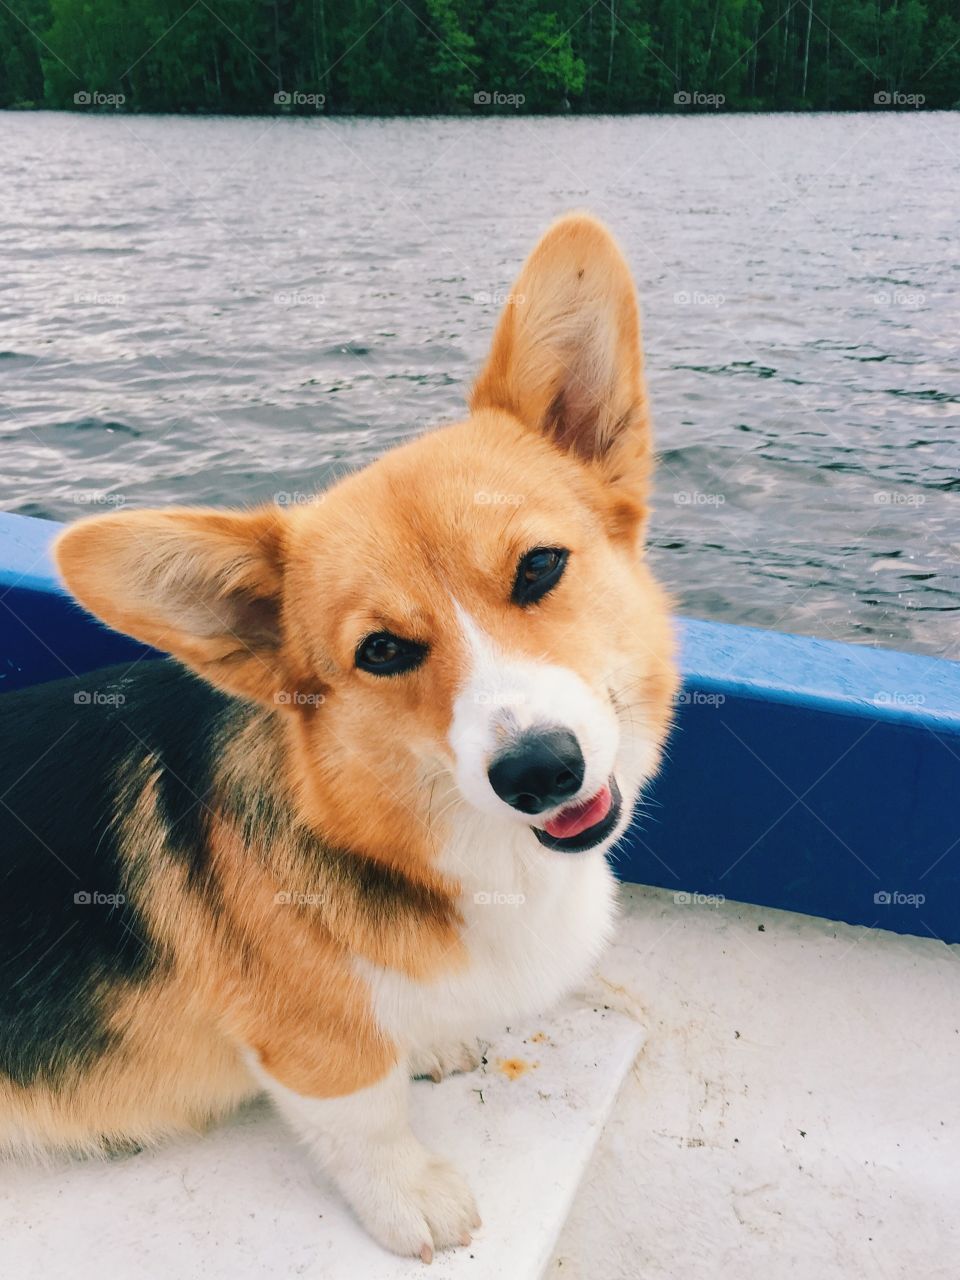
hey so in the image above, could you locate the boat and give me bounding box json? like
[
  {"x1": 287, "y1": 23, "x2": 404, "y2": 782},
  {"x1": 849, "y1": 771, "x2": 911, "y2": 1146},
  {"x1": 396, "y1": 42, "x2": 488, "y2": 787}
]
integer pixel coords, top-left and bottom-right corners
[{"x1": 2, "y1": 507, "x2": 958, "y2": 1278}]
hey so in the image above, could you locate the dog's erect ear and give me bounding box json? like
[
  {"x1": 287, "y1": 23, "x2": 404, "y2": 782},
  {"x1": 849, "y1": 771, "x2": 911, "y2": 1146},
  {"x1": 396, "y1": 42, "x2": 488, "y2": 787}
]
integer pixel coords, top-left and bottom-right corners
[
  {"x1": 471, "y1": 213, "x2": 651, "y2": 480},
  {"x1": 55, "y1": 507, "x2": 288, "y2": 704}
]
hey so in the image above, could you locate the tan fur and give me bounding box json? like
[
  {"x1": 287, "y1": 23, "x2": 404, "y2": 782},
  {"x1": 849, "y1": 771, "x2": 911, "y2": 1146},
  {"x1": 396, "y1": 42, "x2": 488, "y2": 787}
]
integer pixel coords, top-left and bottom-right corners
[
  {"x1": 56, "y1": 507, "x2": 288, "y2": 705},
  {"x1": 471, "y1": 213, "x2": 651, "y2": 485}
]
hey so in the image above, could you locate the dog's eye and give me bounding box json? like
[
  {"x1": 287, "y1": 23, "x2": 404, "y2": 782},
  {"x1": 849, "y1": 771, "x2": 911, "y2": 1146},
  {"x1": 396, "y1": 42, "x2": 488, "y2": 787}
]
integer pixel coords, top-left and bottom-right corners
[
  {"x1": 512, "y1": 547, "x2": 568, "y2": 606},
  {"x1": 355, "y1": 631, "x2": 428, "y2": 676}
]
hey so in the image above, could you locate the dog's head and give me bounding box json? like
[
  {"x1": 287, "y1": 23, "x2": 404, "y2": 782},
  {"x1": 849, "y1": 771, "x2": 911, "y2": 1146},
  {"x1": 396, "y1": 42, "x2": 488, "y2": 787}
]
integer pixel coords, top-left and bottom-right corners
[{"x1": 56, "y1": 215, "x2": 678, "y2": 863}]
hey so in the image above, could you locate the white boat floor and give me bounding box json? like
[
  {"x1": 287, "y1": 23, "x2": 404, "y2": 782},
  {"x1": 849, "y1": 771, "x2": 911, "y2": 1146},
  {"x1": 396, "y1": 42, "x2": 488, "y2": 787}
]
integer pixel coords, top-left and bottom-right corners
[
  {"x1": 552, "y1": 883, "x2": 960, "y2": 1280},
  {"x1": 0, "y1": 1004, "x2": 642, "y2": 1280},
  {"x1": 4, "y1": 882, "x2": 958, "y2": 1280}
]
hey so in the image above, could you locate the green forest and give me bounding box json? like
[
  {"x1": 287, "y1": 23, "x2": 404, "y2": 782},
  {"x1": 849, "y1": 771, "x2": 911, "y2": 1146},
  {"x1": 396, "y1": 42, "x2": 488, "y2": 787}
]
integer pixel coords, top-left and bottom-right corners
[{"x1": 1, "y1": 0, "x2": 958, "y2": 114}]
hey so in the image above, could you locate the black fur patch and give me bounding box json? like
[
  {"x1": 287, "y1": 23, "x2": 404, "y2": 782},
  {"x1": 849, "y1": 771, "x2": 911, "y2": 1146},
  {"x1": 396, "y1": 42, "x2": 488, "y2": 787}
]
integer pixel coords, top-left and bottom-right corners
[
  {"x1": 217, "y1": 765, "x2": 459, "y2": 944},
  {"x1": 0, "y1": 659, "x2": 236, "y2": 1086},
  {"x1": 0, "y1": 656, "x2": 453, "y2": 1089}
]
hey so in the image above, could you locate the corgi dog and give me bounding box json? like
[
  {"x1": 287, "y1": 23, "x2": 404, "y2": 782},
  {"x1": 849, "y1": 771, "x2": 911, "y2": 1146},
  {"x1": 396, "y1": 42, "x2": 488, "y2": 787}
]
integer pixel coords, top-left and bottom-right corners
[{"x1": 0, "y1": 214, "x2": 677, "y2": 1261}]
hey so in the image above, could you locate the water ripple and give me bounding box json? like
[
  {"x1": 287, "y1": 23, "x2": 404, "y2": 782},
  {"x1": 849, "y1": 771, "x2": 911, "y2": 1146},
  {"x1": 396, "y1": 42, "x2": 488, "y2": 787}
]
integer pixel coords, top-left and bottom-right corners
[{"x1": 0, "y1": 112, "x2": 957, "y2": 658}]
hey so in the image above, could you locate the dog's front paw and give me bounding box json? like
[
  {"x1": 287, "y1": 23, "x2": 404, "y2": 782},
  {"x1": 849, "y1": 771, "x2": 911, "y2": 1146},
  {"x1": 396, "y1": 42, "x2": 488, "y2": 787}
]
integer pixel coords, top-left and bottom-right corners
[
  {"x1": 409, "y1": 1038, "x2": 484, "y2": 1083},
  {"x1": 351, "y1": 1140, "x2": 480, "y2": 1261}
]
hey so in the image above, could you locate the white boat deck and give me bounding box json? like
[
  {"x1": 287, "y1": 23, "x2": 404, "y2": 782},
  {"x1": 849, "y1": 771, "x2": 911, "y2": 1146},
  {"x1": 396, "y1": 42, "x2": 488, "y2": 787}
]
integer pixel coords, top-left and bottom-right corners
[
  {"x1": 0, "y1": 1002, "x2": 642, "y2": 1280},
  {"x1": 3, "y1": 883, "x2": 958, "y2": 1279},
  {"x1": 552, "y1": 884, "x2": 960, "y2": 1279}
]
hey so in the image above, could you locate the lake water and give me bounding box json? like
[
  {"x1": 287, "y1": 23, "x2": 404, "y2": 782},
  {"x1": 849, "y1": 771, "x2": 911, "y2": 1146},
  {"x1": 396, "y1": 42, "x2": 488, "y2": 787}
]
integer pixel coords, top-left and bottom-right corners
[{"x1": 1, "y1": 112, "x2": 958, "y2": 657}]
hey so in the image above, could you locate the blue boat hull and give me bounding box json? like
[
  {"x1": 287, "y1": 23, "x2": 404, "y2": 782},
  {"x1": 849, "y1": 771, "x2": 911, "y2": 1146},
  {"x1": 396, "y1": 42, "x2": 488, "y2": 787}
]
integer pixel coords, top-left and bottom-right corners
[{"x1": 2, "y1": 510, "x2": 958, "y2": 942}]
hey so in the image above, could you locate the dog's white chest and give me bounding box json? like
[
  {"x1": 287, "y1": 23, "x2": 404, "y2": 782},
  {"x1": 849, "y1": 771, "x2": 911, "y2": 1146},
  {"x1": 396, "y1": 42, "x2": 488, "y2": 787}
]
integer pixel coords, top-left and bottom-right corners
[{"x1": 358, "y1": 816, "x2": 617, "y2": 1053}]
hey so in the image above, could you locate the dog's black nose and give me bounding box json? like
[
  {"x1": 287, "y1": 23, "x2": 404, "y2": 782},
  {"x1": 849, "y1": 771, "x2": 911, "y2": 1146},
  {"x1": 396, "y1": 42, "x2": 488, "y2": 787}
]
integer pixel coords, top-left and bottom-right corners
[{"x1": 487, "y1": 729, "x2": 585, "y2": 815}]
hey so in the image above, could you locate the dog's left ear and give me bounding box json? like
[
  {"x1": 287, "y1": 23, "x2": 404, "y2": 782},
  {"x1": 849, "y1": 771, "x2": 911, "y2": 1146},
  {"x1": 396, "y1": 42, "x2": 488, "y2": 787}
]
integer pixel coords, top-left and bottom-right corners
[
  {"x1": 471, "y1": 214, "x2": 651, "y2": 519},
  {"x1": 54, "y1": 507, "x2": 289, "y2": 705}
]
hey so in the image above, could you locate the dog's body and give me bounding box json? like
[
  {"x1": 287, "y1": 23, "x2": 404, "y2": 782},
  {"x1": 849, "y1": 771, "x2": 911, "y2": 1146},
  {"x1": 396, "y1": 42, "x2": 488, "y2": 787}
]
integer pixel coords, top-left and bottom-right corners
[
  {"x1": 0, "y1": 215, "x2": 678, "y2": 1260},
  {"x1": 0, "y1": 659, "x2": 617, "y2": 1144}
]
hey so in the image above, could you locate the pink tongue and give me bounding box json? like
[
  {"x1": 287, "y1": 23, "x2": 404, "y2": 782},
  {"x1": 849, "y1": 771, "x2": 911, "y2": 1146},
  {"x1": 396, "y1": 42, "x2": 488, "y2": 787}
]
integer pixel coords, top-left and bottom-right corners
[{"x1": 545, "y1": 784, "x2": 612, "y2": 840}]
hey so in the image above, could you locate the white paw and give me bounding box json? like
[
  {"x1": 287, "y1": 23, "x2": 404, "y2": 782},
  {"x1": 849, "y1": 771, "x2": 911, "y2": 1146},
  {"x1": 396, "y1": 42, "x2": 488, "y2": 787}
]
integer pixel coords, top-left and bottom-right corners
[
  {"x1": 348, "y1": 1140, "x2": 481, "y2": 1261},
  {"x1": 409, "y1": 1039, "x2": 484, "y2": 1083}
]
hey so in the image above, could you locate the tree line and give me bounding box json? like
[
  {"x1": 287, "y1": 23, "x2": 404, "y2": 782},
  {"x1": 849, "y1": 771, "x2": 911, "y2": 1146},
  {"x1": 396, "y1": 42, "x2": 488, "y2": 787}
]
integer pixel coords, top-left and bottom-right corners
[{"x1": 1, "y1": 0, "x2": 958, "y2": 114}]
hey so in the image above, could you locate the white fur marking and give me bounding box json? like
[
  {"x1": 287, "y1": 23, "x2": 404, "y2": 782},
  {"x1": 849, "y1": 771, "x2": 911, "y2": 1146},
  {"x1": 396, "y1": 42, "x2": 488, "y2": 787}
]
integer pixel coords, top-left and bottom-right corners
[
  {"x1": 359, "y1": 601, "x2": 663, "y2": 1064},
  {"x1": 448, "y1": 603, "x2": 620, "y2": 821},
  {"x1": 358, "y1": 823, "x2": 618, "y2": 1056},
  {"x1": 245, "y1": 1054, "x2": 478, "y2": 1258}
]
